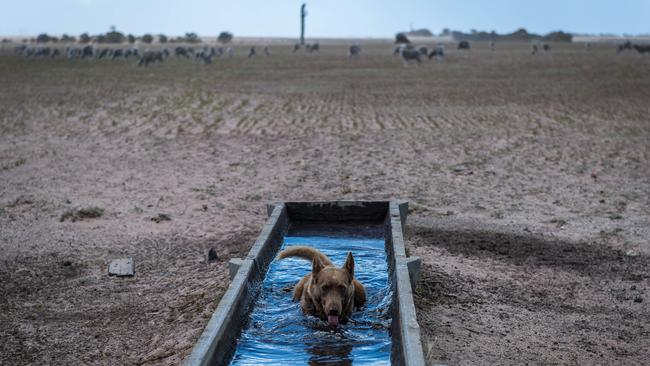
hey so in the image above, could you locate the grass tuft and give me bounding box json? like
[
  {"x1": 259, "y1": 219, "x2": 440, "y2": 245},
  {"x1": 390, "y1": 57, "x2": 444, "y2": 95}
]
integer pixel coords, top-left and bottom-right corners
[{"x1": 60, "y1": 207, "x2": 104, "y2": 222}]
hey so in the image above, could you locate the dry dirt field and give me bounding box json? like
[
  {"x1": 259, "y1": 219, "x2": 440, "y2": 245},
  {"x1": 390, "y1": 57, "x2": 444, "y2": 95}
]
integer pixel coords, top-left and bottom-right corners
[{"x1": 1, "y1": 41, "x2": 649, "y2": 365}]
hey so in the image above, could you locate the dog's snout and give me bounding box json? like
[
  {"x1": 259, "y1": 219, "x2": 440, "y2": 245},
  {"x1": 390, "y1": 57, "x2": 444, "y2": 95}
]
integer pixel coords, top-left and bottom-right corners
[{"x1": 328, "y1": 309, "x2": 339, "y2": 316}]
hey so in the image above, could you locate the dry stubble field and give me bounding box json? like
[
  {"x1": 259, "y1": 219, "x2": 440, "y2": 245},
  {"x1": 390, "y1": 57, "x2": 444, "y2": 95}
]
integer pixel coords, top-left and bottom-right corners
[{"x1": 0, "y1": 41, "x2": 649, "y2": 365}]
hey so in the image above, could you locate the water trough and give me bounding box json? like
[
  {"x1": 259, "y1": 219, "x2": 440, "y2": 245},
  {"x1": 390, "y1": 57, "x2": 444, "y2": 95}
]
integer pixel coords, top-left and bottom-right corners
[{"x1": 186, "y1": 201, "x2": 425, "y2": 365}]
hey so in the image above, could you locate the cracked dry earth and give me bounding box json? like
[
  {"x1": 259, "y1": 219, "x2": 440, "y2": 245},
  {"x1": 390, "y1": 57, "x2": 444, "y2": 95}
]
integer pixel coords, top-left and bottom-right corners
[{"x1": 0, "y1": 42, "x2": 648, "y2": 365}]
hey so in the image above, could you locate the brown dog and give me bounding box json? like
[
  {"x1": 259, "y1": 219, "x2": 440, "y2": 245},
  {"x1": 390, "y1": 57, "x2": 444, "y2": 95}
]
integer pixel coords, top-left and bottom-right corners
[{"x1": 278, "y1": 246, "x2": 366, "y2": 326}]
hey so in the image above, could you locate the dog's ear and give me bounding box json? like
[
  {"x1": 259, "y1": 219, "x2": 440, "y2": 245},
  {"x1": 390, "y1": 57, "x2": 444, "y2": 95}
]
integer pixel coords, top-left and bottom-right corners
[
  {"x1": 343, "y1": 252, "x2": 354, "y2": 278},
  {"x1": 312, "y1": 255, "x2": 324, "y2": 276}
]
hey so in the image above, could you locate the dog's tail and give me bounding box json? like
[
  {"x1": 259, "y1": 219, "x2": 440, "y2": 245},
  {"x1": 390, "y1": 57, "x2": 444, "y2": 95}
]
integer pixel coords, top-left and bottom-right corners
[{"x1": 277, "y1": 246, "x2": 333, "y2": 266}]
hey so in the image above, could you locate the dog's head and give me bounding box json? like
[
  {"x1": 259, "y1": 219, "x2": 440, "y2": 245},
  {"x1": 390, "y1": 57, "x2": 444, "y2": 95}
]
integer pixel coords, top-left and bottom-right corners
[{"x1": 311, "y1": 252, "x2": 356, "y2": 327}]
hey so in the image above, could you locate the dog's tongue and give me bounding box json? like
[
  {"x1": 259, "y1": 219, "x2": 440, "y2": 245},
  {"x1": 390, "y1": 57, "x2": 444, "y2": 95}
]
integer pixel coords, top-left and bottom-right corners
[{"x1": 327, "y1": 315, "x2": 339, "y2": 327}]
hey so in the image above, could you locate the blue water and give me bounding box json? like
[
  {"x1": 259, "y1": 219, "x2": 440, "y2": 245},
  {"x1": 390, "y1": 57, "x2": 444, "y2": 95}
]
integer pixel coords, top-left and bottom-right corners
[{"x1": 230, "y1": 226, "x2": 392, "y2": 365}]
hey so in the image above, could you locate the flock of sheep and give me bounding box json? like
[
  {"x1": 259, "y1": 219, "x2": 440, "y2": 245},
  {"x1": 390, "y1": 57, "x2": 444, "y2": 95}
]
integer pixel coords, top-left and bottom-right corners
[
  {"x1": 11, "y1": 42, "x2": 327, "y2": 66},
  {"x1": 9, "y1": 39, "x2": 650, "y2": 67},
  {"x1": 391, "y1": 40, "x2": 553, "y2": 66},
  {"x1": 616, "y1": 41, "x2": 650, "y2": 54}
]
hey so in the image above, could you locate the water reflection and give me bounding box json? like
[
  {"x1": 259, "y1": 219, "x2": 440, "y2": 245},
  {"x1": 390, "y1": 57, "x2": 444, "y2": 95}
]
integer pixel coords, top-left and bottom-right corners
[{"x1": 307, "y1": 342, "x2": 353, "y2": 365}]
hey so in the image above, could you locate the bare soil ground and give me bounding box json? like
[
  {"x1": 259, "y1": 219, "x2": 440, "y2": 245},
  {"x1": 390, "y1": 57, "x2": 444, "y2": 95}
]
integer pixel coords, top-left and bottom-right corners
[{"x1": 0, "y1": 42, "x2": 648, "y2": 365}]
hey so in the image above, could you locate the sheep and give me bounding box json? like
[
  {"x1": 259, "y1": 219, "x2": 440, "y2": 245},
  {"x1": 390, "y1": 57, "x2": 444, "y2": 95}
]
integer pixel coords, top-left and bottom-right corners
[
  {"x1": 428, "y1": 45, "x2": 445, "y2": 60},
  {"x1": 397, "y1": 44, "x2": 421, "y2": 66},
  {"x1": 348, "y1": 44, "x2": 361, "y2": 58}
]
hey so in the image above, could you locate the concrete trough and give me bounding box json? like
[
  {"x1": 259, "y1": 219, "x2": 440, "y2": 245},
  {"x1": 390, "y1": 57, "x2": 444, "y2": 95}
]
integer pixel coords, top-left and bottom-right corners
[{"x1": 186, "y1": 201, "x2": 425, "y2": 366}]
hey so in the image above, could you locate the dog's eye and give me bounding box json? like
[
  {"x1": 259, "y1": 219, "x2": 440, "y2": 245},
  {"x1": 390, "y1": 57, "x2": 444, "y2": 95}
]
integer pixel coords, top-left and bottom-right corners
[{"x1": 322, "y1": 285, "x2": 331, "y2": 291}]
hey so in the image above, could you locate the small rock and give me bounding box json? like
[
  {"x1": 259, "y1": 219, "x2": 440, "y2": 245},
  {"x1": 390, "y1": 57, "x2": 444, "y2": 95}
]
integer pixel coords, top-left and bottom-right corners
[
  {"x1": 451, "y1": 164, "x2": 467, "y2": 172},
  {"x1": 633, "y1": 297, "x2": 643, "y2": 303},
  {"x1": 16, "y1": 267, "x2": 34, "y2": 276},
  {"x1": 108, "y1": 258, "x2": 134, "y2": 277},
  {"x1": 151, "y1": 213, "x2": 171, "y2": 223},
  {"x1": 206, "y1": 248, "x2": 219, "y2": 262},
  {"x1": 62, "y1": 260, "x2": 72, "y2": 267}
]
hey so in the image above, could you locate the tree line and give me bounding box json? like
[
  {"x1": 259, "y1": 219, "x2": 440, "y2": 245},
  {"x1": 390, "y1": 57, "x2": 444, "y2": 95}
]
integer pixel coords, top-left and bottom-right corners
[
  {"x1": 403, "y1": 28, "x2": 573, "y2": 42},
  {"x1": 29, "y1": 28, "x2": 234, "y2": 44}
]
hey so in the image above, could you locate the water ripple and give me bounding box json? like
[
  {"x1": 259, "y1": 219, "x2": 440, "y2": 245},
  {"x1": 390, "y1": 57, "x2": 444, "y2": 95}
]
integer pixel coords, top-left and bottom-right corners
[{"x1": 230, "y1": 227, "x2": 391, "y2": 365}]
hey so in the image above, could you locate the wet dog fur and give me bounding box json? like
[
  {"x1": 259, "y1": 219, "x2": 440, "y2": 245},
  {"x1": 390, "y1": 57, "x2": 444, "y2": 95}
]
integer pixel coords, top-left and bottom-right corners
[{"x1": 278, "y1": 246, "x2": 366, "y2": 326}]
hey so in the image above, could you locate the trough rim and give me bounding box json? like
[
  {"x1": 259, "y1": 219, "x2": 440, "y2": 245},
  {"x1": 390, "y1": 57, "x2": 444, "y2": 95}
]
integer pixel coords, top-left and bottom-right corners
[
  {"x1": 185, "y1": 200, "x2": 425, "y2": 366},
  {"x1": 185, "y1": 203, "x2": 287, "y2": 366}
]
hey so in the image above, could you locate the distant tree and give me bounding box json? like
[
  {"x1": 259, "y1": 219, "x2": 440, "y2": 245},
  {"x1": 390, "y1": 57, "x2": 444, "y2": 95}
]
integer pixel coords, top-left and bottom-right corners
[
  {"x1": 511, "y1": 28, "x2": 530, "y2": 37},
  {"x1": 158, "y1": 34, "x2": 168, "y2": 43},
  {"x1": 36, "y1": 33, "x2": 52, "y2": 43},
  {"x1": 218, "y1": 31, "x2": 233, "y2": 44},
  {"x1": 36, "y1": 35, "x2": 59, "y2": 43},
  {"x1": 543, "y1": 31, "x2": 573, "y2": 43},
  {"x1": 105, "y1": 28, "x2": 125, "y2": 43},
  {"x1": 141, "y1": 34, "x2": 154, "y2": 44},
  {"x1": 95, "y1": 35, "x2": 106, "y2": 43},
  {"x1": 79, "y1": 33, "x2": 91, "y2": 43},
  {"x1": 395, "y1": 32, "x2": 410, "y2": 44},
  {"x1": 61, "y1": 34, "x2": 76, "y2": 42},
  {"x1": 127, "y1": 34, "x2": 135, "y2": 44},
  {"x1": 441, "y1": 28, "x2": 450, "y2": 36},
  {"x1": 504, "y1": 28, "x2": 537, "y2": 41},
  {"x1": 184, "y1": 32, "x2": 201, "y2": 43}
]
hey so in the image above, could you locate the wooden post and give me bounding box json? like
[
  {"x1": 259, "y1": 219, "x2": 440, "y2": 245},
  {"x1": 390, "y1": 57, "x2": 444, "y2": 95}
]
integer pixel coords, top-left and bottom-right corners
[{"x1": 300, "y1": 3, "x2": 307, "y2": 45}]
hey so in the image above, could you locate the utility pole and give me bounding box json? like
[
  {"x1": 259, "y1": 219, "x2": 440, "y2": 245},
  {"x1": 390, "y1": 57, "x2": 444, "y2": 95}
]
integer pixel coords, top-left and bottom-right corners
[{"x1": 300, "y1": 3, "x2": 307, "y2": 45}]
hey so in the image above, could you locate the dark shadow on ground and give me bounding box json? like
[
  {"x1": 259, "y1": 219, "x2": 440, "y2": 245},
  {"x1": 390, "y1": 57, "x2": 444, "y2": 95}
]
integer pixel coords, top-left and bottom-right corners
[
  {"x1": 407, "y1": 225, "x2": 649, "y2": 365},
  {"x1": 408, "y1": 225, "x2": 649, "y2": 281}
]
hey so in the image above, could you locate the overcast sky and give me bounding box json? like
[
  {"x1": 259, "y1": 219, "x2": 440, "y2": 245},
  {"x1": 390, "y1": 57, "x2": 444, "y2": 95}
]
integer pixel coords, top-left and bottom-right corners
[{"x1": 2, "y1": 0, "x2": 648, "y2": 37}]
